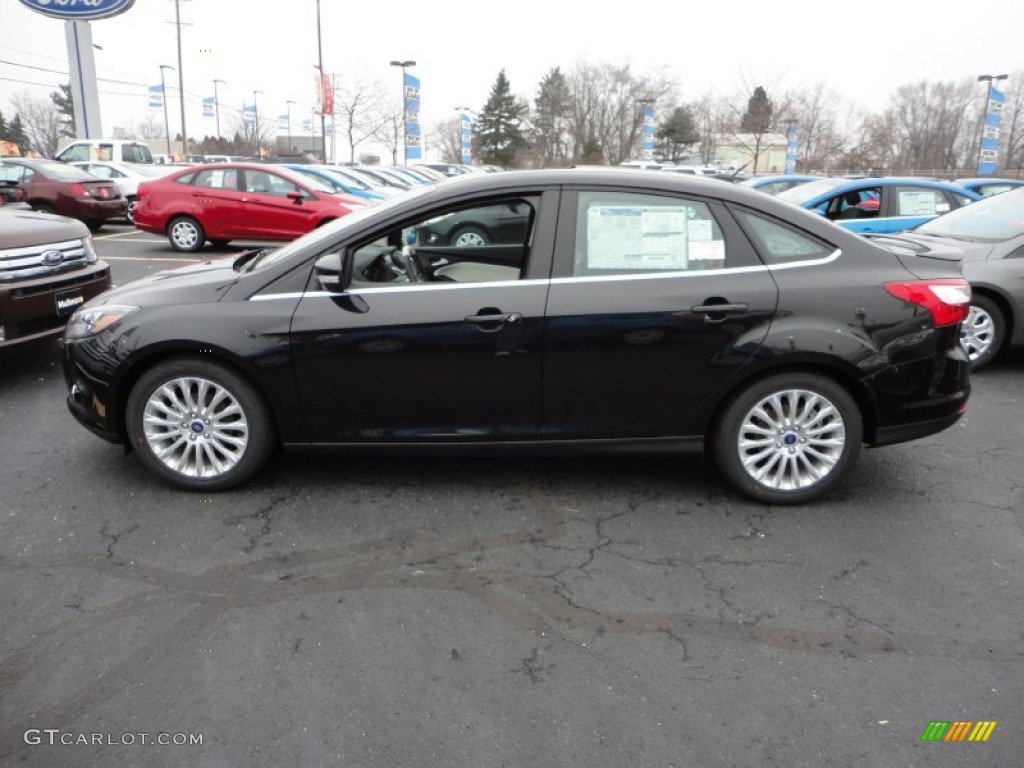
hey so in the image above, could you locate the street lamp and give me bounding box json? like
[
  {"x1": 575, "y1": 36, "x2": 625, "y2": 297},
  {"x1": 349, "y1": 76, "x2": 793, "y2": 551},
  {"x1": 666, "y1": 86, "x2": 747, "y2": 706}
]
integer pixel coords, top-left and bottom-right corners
[
  {"x1": 390, "y1": 60, "x2": 416, "y2": 165},
  {"x1": 159, "y1": 64, "x2": 174, "y2": 157},
  {"x1": 285, "y1": 100, "x2": 295, "y2": 153},
  {"x1": 213, "y1": 78, "x2": 225, "y2": 140},
  {"x1": 976, "y1": 74, "x2": 1009, "y2": 174},
  {"x1": 252, "y1": 90, "x2": 263, "y2": 156}
]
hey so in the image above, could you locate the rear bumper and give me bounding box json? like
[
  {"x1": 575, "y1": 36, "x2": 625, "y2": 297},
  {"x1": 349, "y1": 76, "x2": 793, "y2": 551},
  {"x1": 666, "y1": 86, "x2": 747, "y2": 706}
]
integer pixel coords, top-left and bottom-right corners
[{"x1": 872, "y1": 408, "x2": 965, "y2": 447}]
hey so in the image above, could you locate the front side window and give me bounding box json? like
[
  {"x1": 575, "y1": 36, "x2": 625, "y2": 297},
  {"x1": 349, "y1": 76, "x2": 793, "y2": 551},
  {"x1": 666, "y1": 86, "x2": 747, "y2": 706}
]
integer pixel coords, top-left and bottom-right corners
[
  {"x1": 826, "y1": 187, "x2": 880, "y2": 221},
  {"x1": 573, "y1": 191, "x2": 727, "y2": 276},
  {"x1": 347, "y1": 197, "x2": 538, "y2": 287},
  {"x1": 244, "y1": 171, "x2": 298, "y2": 197}
]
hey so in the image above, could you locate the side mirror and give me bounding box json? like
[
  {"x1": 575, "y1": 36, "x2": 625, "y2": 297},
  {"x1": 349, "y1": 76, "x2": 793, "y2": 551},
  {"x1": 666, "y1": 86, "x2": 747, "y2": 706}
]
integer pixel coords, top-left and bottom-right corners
[
  {"x1": 314, "y1": 251, "x2": 344, "y2": 292},
  {"x1": 287, "y1": 190, "x2": 304, "y2": 204}
]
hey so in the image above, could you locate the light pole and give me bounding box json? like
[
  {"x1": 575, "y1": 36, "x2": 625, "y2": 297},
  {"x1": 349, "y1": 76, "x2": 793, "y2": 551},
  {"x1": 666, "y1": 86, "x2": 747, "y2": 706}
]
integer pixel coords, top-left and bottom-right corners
[
  {"x1": 315, "y1": 0, "x2": 326, "y2": 161},
  {"x1": 285, "y1": 100, "x2": 295, "y2": 153},
  {"x1": 174, "y1": 0, "x2": 188, "y2": 158},
  {"x1": 159, "y1": 64, "x2": 174, "y2": 157},
  {"x1": 252, "y1": 90, "x2": 264, "y2": 156},
  {"x1": 390, "y1": 60, "x2": 416, "y2": 164},
  {"x1": 213, "y1": 78, "x2": 225, "y2": 140},
  {"x1": 976, "y1": 74, "x2": 1009, "y2": 175},
  {"x1": 636, "y1": 98, "x2": 655, "y2": 162}
]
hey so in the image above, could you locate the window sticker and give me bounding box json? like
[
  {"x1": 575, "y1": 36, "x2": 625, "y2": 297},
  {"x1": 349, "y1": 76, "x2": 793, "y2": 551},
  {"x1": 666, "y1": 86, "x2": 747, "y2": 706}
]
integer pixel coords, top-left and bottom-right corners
[
  {"x1": 899, "y1": 191, "x2": 939, "y2": 216},
  {"x1": 587, "y1": 205, "x2": 690, "y2": 270}
]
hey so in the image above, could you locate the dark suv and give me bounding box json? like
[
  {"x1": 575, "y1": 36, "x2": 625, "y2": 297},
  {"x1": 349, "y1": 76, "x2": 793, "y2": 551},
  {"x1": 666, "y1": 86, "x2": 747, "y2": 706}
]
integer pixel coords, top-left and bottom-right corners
[{"x1": 0, "y1": 208, "x2": 111, "y2": 352}]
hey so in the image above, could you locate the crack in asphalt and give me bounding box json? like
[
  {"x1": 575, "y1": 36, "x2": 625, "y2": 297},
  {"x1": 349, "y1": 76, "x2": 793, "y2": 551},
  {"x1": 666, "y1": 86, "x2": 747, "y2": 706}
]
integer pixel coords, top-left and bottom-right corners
[
  {"x1": 0, "y1": 499, "x2": 1022, "y2": 759},
  {"x1": 225, "y1": 488, "x2": 296, "y2": 554}
]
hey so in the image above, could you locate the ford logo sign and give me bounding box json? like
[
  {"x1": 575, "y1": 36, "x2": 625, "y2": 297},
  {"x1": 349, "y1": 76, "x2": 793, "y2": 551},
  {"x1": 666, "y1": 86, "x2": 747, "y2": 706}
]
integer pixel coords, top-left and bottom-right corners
[
  {"x1": 18, "y1": 0, "x2": 136, "y2": 21},
  {"x1": 41, "y1": 250, "x2": 65, "y2": 266}
]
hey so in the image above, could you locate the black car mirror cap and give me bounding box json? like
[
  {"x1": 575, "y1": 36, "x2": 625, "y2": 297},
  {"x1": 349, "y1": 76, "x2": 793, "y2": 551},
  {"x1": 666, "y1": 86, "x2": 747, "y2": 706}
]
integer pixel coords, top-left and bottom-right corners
[{"x1": 287, "y1": 190, "x2": 304, "y2": 204}]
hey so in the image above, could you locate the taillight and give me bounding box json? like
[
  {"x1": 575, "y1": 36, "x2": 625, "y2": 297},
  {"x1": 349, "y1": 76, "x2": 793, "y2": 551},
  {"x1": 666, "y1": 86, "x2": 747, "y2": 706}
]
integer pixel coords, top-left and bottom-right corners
[
  {"x1": 69, "y1": 182, "x2": 87, "y2": 197},
  {"x1": 883, "y1": 279, "x2": 971, "y2": 327}
]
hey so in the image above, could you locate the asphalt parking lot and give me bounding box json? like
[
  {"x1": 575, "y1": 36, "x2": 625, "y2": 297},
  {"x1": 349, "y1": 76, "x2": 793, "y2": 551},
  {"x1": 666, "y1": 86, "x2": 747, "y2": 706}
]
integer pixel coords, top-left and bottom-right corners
[{"x1": 1, "y1": 223, "x2": 1022, "y2": 766}]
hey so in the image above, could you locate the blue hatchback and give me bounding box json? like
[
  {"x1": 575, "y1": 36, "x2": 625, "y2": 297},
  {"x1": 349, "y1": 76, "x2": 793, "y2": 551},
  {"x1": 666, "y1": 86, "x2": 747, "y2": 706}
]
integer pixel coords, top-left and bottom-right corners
[
  {"x1": 776, "y1": 177, "x2": 981, "y2": 234},
  {"x1": 740, "y1": 174, "x2": 823, "y2": 196},
  {"x1": 953, "y1": 178, "x2": 1024, "y2": 198},
  {"x1": 284, "y1": 164, "x2": 387, "y2": 202}
]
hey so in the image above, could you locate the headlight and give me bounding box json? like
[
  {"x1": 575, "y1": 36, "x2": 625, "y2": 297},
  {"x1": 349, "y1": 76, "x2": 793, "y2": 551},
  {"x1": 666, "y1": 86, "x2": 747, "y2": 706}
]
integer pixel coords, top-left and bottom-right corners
[
  {"x1": 65, "y1": 304, "x2": 138, "y2": 339},
  {"x1": 83, "y1": 236, "x2": 98, "y2": 263}
]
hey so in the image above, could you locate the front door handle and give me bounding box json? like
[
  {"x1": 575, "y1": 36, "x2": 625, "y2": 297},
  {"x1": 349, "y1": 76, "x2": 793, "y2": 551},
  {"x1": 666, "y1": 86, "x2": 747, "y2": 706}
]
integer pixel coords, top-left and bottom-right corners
[
  {"x1": 464, "y1": 311, "x2": 522, "y2": 331},
  {"x1": 691, "y1": 303, "x2": 749, "y2": 314}
]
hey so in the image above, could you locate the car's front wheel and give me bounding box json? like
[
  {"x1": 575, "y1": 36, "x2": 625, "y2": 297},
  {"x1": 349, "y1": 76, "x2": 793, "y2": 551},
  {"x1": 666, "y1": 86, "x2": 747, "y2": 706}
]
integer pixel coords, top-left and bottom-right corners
[
  {"x1": 125, "y1": 358, "x2": 275, "y2": 491},
  {"x1": 450, "y1": 226, "x2": 489, "y2": 247},
  {"x1": 960, "y1": 295, "x2": 1004, "y2": 370},
  {"x1": 168, "y1": 216, "x2": 205, "y2": 252},
  {"x1": 713, "y1": 373, "x2": 862, "y2": 505}
]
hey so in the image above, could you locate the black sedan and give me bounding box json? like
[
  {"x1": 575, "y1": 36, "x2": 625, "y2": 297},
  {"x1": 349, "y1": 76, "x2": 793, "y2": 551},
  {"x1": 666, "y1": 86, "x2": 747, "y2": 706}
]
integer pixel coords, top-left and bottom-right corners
[
  {"x1": 61, "y1": 169, "x2": 971, "y2": 504},
  {"x1": 869, "y1": 187, "x2": 1024, "y2": 369}
]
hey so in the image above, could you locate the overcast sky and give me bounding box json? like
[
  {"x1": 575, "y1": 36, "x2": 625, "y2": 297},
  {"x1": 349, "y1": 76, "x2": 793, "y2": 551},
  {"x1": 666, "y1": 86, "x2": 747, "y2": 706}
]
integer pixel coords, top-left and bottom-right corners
[{"x1": 2, "y1": 0, "x2": 1022, "y2": 155}]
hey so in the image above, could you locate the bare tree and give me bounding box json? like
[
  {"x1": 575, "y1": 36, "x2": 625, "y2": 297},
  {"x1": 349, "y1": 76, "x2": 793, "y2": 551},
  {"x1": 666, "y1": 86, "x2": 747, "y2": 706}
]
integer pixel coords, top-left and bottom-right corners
[
  {"x1": 122, "y1": 114, "x2": 165, "y2": 140},
  {"x1": 334, "y1": 72, "x2": 388, "y2": 164},
  {"x1": 565, "y1": 60, "x2": 675, "y2": 165},
  {"x1": 8, "y1": 91, "x2": 61, "y2": 157},
  {"x1": 372, "y1": 101, "x2": 403, "y2": 165},
  {"x1": 428, "y1": 117, "x2": 462, "y2": 164},
  {"x1": 995, "y1": 72, "x2": 1023, "y2": 175},
  {"x1": 775, "y1": 82, "x2": 848, "y2": 171},
  {"x1": 228, "y1": 109, "x2": 272, "y2": 156}
]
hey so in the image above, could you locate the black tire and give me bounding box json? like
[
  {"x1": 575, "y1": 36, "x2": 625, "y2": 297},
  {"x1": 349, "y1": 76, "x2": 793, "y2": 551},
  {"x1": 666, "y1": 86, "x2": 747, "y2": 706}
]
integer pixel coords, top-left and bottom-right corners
[
  {"x1": 209, "y1": 239, "x2": 232, "y2": 249},
  {"x1": 449, "y1": 226, "x2": 489, "y2": 247},
  {"x1": 30, "y1": 202, "x2": 56, "y2": 215},
  {"x1": 125, "y1": 358, "x2": 275, "y2": 491},
  {"x1": 85, "y1": 219, "x2": 104, "y2": 233},
  {"x1": 125, "y1": 196, "x2": 137, "y2": 225},
  {"x1": 712, "y1": 373, "x2": 862, "y2": 505},
  {"x1": 960, "y1": 294, "x2": 1004, "y2": 371},
  {"x1": 167, "y1": 215, "x2": 205, "y2": 253}
]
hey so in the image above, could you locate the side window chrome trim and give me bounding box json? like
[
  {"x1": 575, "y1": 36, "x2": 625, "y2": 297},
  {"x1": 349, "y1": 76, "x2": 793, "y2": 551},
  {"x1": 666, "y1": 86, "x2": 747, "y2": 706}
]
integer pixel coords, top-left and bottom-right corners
[
  {"x1": 250, "y1": 279, "x2": 551, "y2": 301},
  {"x1": 765, "y1": 248, "x2": 841, "y2": 271}
]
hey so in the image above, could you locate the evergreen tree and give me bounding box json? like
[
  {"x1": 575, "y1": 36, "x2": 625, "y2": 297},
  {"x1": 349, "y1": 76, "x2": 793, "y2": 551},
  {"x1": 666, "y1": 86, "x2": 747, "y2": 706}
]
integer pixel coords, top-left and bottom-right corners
[
  {"x1": 0, "y1": 110, "x2": 8, "y2": 141},
  {"x1": 474, "y1": 69, "x2": 528, "y2": 168},
  {"x1": 7, "y1": 115, "x2": 29, "y2": 153},
  {"x1": 656, "y1": 106, "x2": 700, "y2": 162},
  {"x1": 531, "y1": 67, "x2": 571, "y2": 167},
  {"x1": 740, "y1": 86, "x2": 773, "y2": 134},
  {"x1": 51, "y1": 82, "x2": 75, "y2": 138}
]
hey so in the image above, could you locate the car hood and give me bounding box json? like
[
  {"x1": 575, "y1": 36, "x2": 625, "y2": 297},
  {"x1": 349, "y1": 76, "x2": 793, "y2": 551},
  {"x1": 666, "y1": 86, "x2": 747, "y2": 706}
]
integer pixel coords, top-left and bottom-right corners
[
  {"x1": 90, "y1": 255, "x2": 241, "y2": 308},
  {"x1": 0, "y1": 208, "x2": 88, "y2": 246}
]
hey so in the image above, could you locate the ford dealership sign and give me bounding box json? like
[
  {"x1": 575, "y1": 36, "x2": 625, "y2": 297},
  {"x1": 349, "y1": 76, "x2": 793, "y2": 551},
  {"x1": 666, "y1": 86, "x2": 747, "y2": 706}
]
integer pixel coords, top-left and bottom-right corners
[{"x1": 18, "y1": 0, "x2": 135, "y2": 21}]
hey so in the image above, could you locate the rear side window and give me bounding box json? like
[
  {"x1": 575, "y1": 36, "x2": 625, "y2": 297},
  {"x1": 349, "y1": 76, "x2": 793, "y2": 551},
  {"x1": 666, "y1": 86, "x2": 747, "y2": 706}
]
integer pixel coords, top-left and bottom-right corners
[
  {"x1": 573, "y1": 191, "x2": 727, "y2": 276},
  {"x1": 733, "y1": 211, "x2": 835, "y2": 265},
  {"x1": 191, "y1": 169, "x2": 239, "y2": 190},
  {"x1": 57, "y1": 144, "x2": 90, "y2": 162},
  {"x1": 894, "y1": 187, "x2": 949, "y2": 217},
  {"x1": 122, "y1": 143, "x2": 154, "y2": 163}
]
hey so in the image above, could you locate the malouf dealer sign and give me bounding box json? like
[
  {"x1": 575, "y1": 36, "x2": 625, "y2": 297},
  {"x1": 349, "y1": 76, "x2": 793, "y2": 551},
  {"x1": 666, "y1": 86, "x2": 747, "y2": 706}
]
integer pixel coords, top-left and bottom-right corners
[{"x1": 18, "y1": 0, "x2": 135, "y2": 21}]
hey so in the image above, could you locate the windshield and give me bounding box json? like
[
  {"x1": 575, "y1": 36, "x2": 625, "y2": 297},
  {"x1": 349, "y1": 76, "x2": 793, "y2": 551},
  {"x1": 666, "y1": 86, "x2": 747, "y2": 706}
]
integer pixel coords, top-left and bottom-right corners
[
  {"x1": 776, "y1": 178, "x2": 848, "y2": 205},
  {"x1": 913, "y1": 187, "x2": 1024, "y2": 242},
  {"x1": 246, "y1": 183, "x2": 436, "y2": 271},
  {"x1": 323, "y1": 167, "x2": 373, "y2": 190},
  {"x1": 274, "y1": 166, "x2": 336, "y2": 194}
]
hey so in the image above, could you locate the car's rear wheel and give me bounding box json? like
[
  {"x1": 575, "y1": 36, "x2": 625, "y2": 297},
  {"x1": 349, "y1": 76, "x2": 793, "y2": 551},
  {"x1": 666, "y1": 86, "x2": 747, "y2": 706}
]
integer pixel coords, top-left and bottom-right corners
[
  {"x1": 713, "y1": 373, "x2": 862, "y2": 505},
  {"x1": 30, "y1": 202, "x2": 56, "y2": 215},
  {"x1": 125, "y1": 196, "x2": 137, "y2": 225},
  {"x1": 125, "y1": 358, "x2": 275, "y2": 491},
  {"x1": 960, "y1": 295, "x2": 1004, "y2": 370},
  {"x1": 450, "y1": 226, "x2": 488, "y2": 247},
  {"x1": 168, "y1": 216, "x2": 205, "y2": 252},
  {"x1": 85, "y1": 219, "x2": 104, "y2": 232}
]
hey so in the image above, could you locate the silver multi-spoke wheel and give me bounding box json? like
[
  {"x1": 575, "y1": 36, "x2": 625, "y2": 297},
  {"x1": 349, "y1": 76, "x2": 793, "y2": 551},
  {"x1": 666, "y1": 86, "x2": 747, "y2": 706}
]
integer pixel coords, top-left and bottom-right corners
[
  {"x1": 737, "y1": 389, "x2": 846, "y2": 491},
  {"x1": 142, "y1": 376, "x2": 249, "y2": 479},
  {"x1": 452, "y1": 228, "x2": 487, "y2": 247},
  {"x1": 715, "y1": 374, "x2": 861, "y2": 504},
  {"x1": 958, "y1": 301, "x2": 999, "y2": 370},
  {"x1": 168, "y1": 216, "x2": 204, "y2": 252}
]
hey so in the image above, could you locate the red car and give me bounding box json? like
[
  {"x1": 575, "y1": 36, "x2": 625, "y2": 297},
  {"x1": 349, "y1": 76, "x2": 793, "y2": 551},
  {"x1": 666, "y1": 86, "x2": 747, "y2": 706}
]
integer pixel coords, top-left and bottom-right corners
[
  {"x1": 133, "y1": 162, "x2": 366, "y2": 252},
  {"x1": 0, "y1": 158, "x2": 127, "y2": 231}
]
